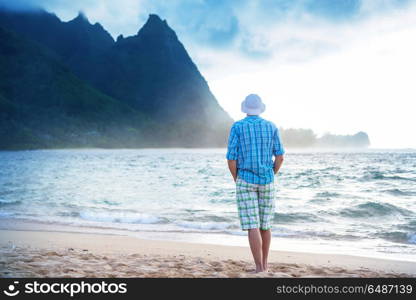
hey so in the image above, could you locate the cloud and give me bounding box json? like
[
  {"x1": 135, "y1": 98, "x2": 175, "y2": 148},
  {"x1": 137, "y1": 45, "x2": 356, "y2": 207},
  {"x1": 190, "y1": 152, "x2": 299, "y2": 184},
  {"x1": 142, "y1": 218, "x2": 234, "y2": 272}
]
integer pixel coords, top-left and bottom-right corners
[
  {"x1": 142, "y1": 0, "x2": 241, "y2": 47},
  {"x1": 0, "y1": 0, "x2": 40, "y2": 10},
  {"x1": 180, "y1": 0, "x2": 416, "y2": 72},
  {"x1": 359, "y1": 0, "x2": 412, "y2": 15},
  {"x1": 206, "y1": 3, "x2": 416, "y2": 148},
  {"x1": 1, "y1": 0, "x2": 414, "y2": 55},
  {"x1": 304, "y1": 0, "x2": 361, "y2": 20},
  {"x1": 0, "y1": 0, "x2": 148, "y2": 38}
]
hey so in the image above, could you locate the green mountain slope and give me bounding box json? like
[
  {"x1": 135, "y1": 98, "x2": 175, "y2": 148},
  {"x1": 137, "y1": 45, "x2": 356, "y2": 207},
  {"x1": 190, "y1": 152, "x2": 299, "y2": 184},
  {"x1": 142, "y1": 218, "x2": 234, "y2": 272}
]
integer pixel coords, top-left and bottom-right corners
[
  {"x1": 0, "y1": 26, "x2": 153, "y2": 149},
  {"x1": 0, "y1": 9, "x2": 234, "y2": 148}
]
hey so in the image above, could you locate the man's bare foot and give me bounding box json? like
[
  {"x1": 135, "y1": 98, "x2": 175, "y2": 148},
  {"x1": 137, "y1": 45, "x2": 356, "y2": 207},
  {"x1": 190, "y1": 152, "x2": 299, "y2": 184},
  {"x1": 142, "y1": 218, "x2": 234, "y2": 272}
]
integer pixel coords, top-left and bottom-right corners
[
  {"x1": 263, "y1": 264, "x2": 269, "y2": 272},
  {"x1": 248, "y1": 266, "x2": 264, "y2": 274}
]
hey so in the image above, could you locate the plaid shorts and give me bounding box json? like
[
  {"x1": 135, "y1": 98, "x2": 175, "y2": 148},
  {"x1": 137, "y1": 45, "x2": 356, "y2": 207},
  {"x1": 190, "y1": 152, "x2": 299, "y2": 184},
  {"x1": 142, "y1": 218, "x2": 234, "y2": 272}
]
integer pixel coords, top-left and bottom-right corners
[{"x1": 235, "y1": 177, "x2": 275, "y2": 230}]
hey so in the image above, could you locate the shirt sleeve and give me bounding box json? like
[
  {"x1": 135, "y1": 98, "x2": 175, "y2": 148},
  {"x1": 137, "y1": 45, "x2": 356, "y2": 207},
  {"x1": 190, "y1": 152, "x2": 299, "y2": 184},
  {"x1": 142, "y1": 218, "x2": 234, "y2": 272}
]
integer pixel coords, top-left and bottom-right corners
[
  {"x1": 226, "y1": 124, "x2": 239, "y2": 160},
  {"x1": 272, "y1": 127, "x2": 285, "y2": 156}
]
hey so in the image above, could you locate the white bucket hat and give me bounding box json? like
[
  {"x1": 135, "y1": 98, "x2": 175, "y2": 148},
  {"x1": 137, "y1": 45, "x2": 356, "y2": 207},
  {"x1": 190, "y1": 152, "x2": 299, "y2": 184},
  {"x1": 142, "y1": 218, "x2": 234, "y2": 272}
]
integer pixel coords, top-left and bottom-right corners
[{"x1": 241, "y1": 94, "x2": 265, "y2": 115}]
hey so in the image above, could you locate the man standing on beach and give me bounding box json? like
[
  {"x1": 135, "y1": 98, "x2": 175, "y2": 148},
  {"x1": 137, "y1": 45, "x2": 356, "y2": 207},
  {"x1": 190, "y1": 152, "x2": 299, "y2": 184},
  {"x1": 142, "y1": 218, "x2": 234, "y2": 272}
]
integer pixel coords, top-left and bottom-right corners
[{"x1": 226, "y1": 94, "x2": 285, "y2": 273}]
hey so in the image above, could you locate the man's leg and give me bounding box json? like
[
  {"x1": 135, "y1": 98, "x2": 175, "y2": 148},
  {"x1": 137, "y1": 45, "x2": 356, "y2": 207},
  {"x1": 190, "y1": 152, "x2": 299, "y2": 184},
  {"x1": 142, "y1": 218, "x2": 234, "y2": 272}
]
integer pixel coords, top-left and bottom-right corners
[
  {"x1": 260, "y1": 229, "x2": 271, "y2": 271},
  {"x1": 258, "y1": 181, "x2": 275, "y2": 272},
  {"x1": 248, "y1": 228, "x2": 263, "y2": 272},
  {"x1": 236, "y1": 178, "x2": 263, "y2": 272}
]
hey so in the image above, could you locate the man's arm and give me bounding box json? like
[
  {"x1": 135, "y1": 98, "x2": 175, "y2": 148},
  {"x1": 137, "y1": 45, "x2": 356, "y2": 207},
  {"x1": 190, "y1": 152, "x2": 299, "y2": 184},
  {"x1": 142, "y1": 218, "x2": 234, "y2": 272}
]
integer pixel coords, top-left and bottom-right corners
[
  {"x1": 226, "y1": 124, "x2": 239, "y2": 182},
  {"x1": 273, "y1": 155, "x2": 284, "y2": 175},
  {"x1": 227, "y1": 160, "x2": 238, "y2": 182},
  {"x1": 272, "y1": 126, "x2": 285, "y2": 175}
]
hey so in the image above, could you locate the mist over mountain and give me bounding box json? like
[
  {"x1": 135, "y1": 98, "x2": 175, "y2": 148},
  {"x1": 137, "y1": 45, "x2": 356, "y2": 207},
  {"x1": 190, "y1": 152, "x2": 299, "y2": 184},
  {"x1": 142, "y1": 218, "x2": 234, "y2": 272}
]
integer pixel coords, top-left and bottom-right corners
[{"x1": 0, "y1": 8, "x2": 233, "y2": 149}]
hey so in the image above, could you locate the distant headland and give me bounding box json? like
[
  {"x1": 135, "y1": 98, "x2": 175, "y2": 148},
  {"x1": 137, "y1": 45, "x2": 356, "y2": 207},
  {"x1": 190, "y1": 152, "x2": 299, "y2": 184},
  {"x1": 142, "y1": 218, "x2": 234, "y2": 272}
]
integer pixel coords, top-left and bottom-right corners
[{"x1": 280, "y1": 128, "x2": 370, "y2": 149}]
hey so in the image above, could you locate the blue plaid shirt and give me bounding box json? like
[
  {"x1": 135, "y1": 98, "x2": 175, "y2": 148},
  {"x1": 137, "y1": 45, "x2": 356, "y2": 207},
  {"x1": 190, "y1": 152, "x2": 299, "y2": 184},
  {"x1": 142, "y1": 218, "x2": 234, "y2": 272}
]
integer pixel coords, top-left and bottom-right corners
[{"x1": 226, "y1": 115, "x2": 285, "y2": 184}]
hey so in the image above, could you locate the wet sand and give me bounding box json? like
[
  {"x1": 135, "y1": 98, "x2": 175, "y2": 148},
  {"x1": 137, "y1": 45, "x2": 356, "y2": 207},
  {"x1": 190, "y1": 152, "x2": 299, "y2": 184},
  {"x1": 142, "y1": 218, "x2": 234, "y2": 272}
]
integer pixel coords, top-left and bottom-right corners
[{"x1": 1, "y1": 229, "x2": 414, "y2": 278}]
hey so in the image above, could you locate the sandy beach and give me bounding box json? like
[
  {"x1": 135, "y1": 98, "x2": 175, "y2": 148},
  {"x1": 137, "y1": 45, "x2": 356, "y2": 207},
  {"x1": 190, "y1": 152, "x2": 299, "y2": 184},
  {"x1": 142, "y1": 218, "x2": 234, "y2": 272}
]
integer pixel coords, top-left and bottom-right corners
[{"x1": 1, "y1": 229, "x2": 415, "y2": 278}]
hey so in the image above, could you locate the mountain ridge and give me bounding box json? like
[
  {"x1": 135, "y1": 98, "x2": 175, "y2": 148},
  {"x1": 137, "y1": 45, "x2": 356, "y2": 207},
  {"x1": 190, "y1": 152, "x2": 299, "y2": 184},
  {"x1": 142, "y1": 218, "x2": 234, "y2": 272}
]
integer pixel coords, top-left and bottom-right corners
[{"x1": 0, "y1": 8, "x2": 233, "y2": 149}]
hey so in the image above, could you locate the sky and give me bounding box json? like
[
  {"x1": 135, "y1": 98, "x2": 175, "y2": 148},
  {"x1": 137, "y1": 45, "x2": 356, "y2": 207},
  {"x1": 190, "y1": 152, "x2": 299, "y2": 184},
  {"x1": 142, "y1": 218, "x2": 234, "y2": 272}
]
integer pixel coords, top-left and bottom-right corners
[{"x1": 1, "y1": 0, "x2": 416, "y2": 148}]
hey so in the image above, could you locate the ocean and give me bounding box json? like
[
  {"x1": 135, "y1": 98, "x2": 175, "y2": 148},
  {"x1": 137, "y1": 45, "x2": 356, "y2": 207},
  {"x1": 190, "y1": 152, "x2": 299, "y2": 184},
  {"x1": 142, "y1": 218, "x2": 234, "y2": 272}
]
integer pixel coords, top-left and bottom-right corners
[{"x1": 0, "y1": 148, "x2": 415, "y2": 261}]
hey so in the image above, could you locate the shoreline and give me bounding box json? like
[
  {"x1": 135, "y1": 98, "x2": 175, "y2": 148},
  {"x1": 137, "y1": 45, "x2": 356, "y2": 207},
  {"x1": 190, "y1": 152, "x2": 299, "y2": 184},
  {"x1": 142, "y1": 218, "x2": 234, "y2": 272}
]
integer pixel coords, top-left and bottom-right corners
[
  {"x1": 1, "y1": 218, "x2": 416, "y2": 263},
  {"x1": 1, "y1": 229, "x2": 415, "y2": 277}
]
